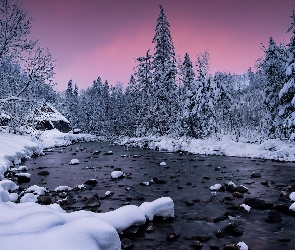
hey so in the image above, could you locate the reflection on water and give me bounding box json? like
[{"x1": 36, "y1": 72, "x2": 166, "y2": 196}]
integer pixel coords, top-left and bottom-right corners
[{"x1": 21, "y1": 141, "x2": 295, "y2": 249}]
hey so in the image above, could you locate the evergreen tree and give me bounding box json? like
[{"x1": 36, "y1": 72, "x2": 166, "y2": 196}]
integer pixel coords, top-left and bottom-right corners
[
  {"x1": 192, "y1": 52, "x2": 216, "y2": 138},
  {"x1": 151, "y1": 5, "x2": 179, "y2": 135},
  {"x1": 279, "y1": 11, "x2": 295, "y2": 138},
  {"x1": 134, "y1": 50, "x2": 154, "y2": 136},
  {"x1": 180, "y1": 53, "x2": 198, "y2": 137},
  {"x1": 259, "y1": 37, "x2": 286, "y2": 138}
]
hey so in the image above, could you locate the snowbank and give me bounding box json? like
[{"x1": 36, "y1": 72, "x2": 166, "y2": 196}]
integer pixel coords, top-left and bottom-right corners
[
  {"x1": 139, "y1": 197, "x2": 174, "y2": 220},
  {"x1": 118, "y1": 135, "x2": 295, "y2": 161},
  {"x1": 0, "y1": 130, "x2": 96, "y2": 179},
  {"x1": 0, "y1": 196, "x2": 174, "y2": 249}
]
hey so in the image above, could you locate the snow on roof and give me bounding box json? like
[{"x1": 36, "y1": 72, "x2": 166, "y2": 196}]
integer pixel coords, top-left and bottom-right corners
[{"x1": 34, "y1": 103, "x2": 69, "y2": 123}]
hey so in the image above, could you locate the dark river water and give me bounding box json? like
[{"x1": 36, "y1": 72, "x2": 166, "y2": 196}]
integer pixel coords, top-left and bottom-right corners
[{"x1": 20, "y1": 141, "x2": 295, "y2": 250}]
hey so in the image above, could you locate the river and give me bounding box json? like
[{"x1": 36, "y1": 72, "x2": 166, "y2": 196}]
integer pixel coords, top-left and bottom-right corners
[{"x1": 20, "y1": 141, "x2": 295, "y2": 250}]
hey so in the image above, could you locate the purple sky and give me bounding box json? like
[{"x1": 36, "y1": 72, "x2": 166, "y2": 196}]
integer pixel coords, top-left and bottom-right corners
[{"x1": 23, "y1": 0, "x2": 294, "y2": 91}]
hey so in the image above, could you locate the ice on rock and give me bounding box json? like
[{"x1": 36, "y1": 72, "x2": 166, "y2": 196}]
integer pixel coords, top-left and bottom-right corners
[
  {"x1": 69, "y1": 159, "x2": 80, "y2": 165},
  {"x1": 54, "y1": 186, "x2": 72, "y2": 192},
  {"x1": 289, "y1": 192, "x2": 295, "y2": 201},
  {"x1": 111, "y1": 171, "x2": 125, "y2": 179},
  {"x1": 210, "y1": 183, "x2": 222, "y2": 191},
  {"x1": 139, "y1": 197, "x2": 174, "y2": 220}
]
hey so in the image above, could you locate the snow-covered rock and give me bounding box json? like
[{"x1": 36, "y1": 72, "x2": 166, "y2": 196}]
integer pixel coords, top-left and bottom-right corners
[
  {"x1": 139, "y1": 197, "x2": 174, "y2": 220},
  {"x1": 289, "y1": 202, "x2": 295, "y2": 211},
  {"x1": 69, "y1": 159, "x2": 80, "y2": 165},
  {"x1": 159, "y1": 162, "x2": 166, "y2": 166},
  {"x1": 210, "y1": 183, "x2": 222, "y2": 191},
  {"x1": 96, "y1": 205, "x2": 146, "y2": 232},
  {"x1": 17, "y1": 165, "x2": 28, "y2": 171},
  {"x1": 240, "y1": 204, "x2": 251, "y2": 213},
  {"x1": 111, "y1": 171, "x2": 125, "y2": 179},
  {"x1": 54, "y1": 186, "x2": 72, "y2": 192},
  {"x1": 237, "y1": 241, "x2": 249, "y2": 250},
  {"x1": 20, "y1": 193, "x2": 38, "y2": 203},
  {"x1": 289, "y1": 192, "x2": 295, "y2": 201},
  {"x1": 26, "y1": 185, "x2": 47, "y2": 196}
]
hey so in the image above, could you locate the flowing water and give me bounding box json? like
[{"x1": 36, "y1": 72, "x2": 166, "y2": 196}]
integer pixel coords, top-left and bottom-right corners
[{"x1": 20, "y1": 141, "x2": 295, "y2": 249}]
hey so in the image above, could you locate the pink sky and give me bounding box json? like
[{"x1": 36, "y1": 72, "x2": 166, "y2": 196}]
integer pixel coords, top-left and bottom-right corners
[{"x1": 23, "y1": 0, "x2": 294, "y2": 91}]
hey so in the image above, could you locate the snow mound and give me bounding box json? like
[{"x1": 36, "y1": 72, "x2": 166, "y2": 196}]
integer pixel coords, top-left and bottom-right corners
[
  {"x1": 210, "y1": 183, "x2": 222, "y2": 191},
  {"x1": 0, "y1": 179, "x2": 19, "y2": 191},
  {"x1": 69, "y1": 159, "x2": 80, "y2": 165},
  {"x1": 111, "y1": 171, "x2": 125, "y2": 179},
  {"x1": 139, "y1": 197, "x2": 174, "y2": 220},
  {"x1": 0, "y1": 202, "x2": 120, "y2": 250}
]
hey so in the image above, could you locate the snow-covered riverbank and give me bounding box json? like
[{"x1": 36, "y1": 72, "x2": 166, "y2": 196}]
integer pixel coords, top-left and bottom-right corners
[
  {"x1": 119, "y1": 135, "x2": 295, "y2": 162},
  {"x1": 0, "y1": 129, "x2": 96, "y2": 179}
]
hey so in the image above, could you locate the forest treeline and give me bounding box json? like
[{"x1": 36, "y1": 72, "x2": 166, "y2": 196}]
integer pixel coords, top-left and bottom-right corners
[{"x1": 1, "y1": 2, "x2": 295, "y2": 142}]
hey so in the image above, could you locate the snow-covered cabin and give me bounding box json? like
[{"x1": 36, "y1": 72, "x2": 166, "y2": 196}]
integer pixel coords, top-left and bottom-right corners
[
  {"x1": 0, "y1": 113, "x2": 10, "y2": 126},
  {"x1": 34, "y1": 103, "x2": 70, "y2": 133}
]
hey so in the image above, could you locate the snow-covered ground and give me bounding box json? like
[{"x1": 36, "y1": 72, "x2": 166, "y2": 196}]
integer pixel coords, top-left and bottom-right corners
[
  {"x1": 119, "y1": 135, "x2": 295, "y2": 162},
  {"x1": 0, "y1": 130, "x2": 175, "y2": 249}
]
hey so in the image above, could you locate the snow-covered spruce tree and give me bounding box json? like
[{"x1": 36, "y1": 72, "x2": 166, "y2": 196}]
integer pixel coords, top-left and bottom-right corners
[
  {"x1": 213, "y1": 72, "x2": 233, "y2": 135},
  {"x1": 151, "y1": 5, "x2": 179, "y2": 136},
  {"x1": 124, "y1": 75, "x2": 139, "y2": 136},
  {"x1": 179, "y1": 52, "x2": 198, "y2": 137},
  {"x1": 191, "y1": 51, "x2": 217, "y2": 139},
  {"x1": 259, "y1": 37, "x2": 286, "y2": 138},
  {"x1": 279, "y1": 11, "x2": 295, "y2": 138},
  {"x1": 134, "y1": 50, "x2": 155, "y2": 136}
]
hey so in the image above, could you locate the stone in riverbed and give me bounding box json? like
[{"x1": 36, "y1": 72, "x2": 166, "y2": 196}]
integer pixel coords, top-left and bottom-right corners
[
  {"x1": 231, "y1": 185, "x2": 248, "y2": 194},
  {"x1": 166, "y1": 232, "x2": 179, "y2": 242},
  {"x1": 146, "y1": 226, "x2": 155, "y2": 233},
  {"x1": 251, "y1": 172, "x2": 261, "y2": 178},
  {"x1": 84, "y1": 193, "x2": 101, "y2": 207},
  {"x1": 244, "y1": 198, "x2": 273, "y2": 210},
  {"x1": 222, "y1": 223, "x2": 243, "y2": 237},
  {"x1": 191, "y1": 240, "x2": 203, "y2": 249},
  {"x1": 265, "y1": 210, "x2": 282, "y2": 223},
  {"x1": 37, "y1": 195, "x2": 53, "y2": 205},
  {"x1": 17, "y1": 175, "x2": 30, "y2": 183},
  {"x1": 121, "y1": 238, "x2": 133, "y2": 249},
  {"x1": 223, "y1": 244, "x2": 239, "y2": 250},
  {"x1": 37, "y1": 171, "x2": 50, "y2": 176},
  {"x1": 84, "y1": 179, "x2": 98, "y2": 186}
]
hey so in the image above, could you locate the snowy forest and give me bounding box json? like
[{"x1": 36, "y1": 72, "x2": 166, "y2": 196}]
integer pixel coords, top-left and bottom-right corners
[{"x1": 1, "y1": 2, "x2": 295, "y2": 143}]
